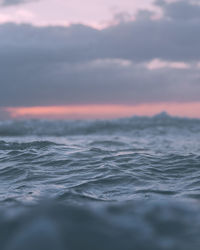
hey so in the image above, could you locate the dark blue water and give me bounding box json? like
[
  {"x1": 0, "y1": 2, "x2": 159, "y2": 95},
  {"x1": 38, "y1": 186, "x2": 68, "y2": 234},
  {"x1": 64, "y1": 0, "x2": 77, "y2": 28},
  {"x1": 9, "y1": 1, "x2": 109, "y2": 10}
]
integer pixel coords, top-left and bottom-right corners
[{"x1": 1, "y1": 113, "x2": 200, "y2": 249}]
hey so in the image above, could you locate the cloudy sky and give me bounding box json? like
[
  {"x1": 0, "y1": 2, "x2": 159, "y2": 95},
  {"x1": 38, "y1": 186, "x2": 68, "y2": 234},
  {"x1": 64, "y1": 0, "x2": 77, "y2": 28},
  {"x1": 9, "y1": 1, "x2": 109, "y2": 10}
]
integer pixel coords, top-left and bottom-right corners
[{"x1": 0, "y1": 0, "x2": 200, "y2": 119}]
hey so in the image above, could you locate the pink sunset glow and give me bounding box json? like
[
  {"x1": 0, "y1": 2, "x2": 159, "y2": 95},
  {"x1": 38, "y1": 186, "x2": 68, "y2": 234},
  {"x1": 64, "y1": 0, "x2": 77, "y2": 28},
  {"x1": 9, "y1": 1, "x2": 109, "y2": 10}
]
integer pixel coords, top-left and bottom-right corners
[
  {"x1": 5, "y1": 102, "x2": 200, "y2": 119},
  {"x1": 0, "y1": 0, "x2": 155, "y2": 28}
]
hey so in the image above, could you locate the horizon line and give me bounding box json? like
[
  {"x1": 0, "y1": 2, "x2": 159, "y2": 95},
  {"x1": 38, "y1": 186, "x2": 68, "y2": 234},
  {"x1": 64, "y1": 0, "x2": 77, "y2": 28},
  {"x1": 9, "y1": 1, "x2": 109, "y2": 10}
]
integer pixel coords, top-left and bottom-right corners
[{"x1": 1, "y1": 102, "x2": 200, "y2": 120}]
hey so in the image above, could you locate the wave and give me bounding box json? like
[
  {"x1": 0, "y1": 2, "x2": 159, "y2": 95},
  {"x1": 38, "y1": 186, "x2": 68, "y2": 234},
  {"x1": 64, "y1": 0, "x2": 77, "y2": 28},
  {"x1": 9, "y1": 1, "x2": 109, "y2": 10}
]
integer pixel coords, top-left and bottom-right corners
[
  {"x1": 0, "y1": 140, "x2": 60, "y2": 150},
  {"x1": 0, "y1": 113, "x2": 199, "y2": 136}
]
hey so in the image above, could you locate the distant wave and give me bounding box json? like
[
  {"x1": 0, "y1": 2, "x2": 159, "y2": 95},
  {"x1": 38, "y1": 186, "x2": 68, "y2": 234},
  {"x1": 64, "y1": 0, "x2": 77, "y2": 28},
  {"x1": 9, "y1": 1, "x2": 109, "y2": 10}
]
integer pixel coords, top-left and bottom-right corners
[
  {"x1": 0, "y1": 140, "x2": 59, "y2": 150},
  {"x1": 0, "y1": 113, "x2": 199, "y2": 136}
]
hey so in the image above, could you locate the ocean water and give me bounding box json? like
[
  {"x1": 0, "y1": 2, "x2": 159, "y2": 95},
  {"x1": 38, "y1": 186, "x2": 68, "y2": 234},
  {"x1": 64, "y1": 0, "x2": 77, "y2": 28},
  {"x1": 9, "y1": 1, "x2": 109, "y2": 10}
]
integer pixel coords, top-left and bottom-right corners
[{"x1": 1, "y1": 113, "x2": 200, "y2": 250}]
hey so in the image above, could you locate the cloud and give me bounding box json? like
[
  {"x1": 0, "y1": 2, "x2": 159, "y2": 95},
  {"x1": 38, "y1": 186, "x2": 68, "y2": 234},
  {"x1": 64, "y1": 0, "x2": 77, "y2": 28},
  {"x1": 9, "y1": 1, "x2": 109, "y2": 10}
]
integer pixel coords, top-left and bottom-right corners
[
  {"x1": 1, "y1": 58, "x2": 200, "y2": 107},
  {"x1": 1, "y1": 7, "x2": 200, "y2": 62},
  {"x1": 155, "y1": 0, "x2": 200, "y2": 20},
  {"x1": 1, "y1": 0, "x2": 37, "y2": 6},
  {"x1": 0, "y1": 0, "x2": 200, "y2": 107}
]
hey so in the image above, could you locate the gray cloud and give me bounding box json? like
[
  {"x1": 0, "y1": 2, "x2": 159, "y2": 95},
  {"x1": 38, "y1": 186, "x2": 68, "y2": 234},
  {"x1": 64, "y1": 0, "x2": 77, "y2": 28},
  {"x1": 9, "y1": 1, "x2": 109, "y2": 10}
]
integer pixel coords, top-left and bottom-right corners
[
  {"x1": 1, "y1": 4, "x2": 200, "y2": 64},
  {"x1": 0, "y1": 0, "x2": 200, "y2": 107},
  {"x1": 155, "y1": 0, "x2": 200, "y2": 20},
  {"x1": 1, "y1": 58, "x2": 200, "y2": 107},
  {"x1": 1, "y1": 0, "x2": 37, "y2": 6}
]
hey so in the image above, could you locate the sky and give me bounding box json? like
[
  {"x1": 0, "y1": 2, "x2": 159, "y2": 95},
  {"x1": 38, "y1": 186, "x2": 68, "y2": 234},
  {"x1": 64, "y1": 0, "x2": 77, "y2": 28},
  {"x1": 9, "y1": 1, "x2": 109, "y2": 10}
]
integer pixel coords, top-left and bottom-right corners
[{"x1": 0, "y1": 0, "x2": 200, "y2": 119}]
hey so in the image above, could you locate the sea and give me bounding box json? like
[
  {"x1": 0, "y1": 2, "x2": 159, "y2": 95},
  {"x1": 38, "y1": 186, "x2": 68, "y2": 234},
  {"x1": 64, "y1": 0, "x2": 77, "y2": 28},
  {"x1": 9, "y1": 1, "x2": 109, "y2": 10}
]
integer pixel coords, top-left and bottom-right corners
[{"x1": 0, "y1": 112, "x2": 200, "y2": 250}]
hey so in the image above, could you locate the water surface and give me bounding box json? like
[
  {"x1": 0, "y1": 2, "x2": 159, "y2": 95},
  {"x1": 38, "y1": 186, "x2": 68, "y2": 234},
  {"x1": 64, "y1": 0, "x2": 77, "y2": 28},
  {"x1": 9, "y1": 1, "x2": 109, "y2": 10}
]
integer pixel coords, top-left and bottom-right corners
[{"x1": 0, "y1": 113, "x2": 200, "y2": 249}]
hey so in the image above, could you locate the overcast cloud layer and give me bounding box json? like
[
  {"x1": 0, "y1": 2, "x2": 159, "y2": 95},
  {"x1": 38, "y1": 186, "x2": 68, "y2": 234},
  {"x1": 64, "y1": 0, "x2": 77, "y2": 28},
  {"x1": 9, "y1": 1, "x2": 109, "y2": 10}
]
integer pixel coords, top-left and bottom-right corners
[{"x1": 0, "y1": 0, "x2": 200, "y2": 107}]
